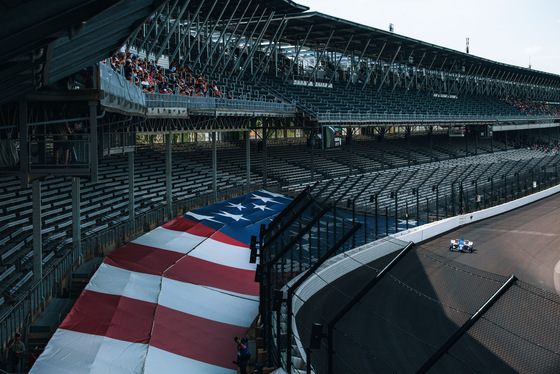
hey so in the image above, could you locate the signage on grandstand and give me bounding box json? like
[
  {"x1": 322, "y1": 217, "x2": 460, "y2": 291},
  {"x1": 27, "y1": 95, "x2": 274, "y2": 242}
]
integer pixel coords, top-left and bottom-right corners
[
  {"x1": 321, "y1": 125, "x2": 342, "y2": 149},
  {"x1": 292, "y1": 79, "x2": 333, "y2": 88},
  {"x1": 433, "y1": 93, "x2": 458, "y2": 99}
]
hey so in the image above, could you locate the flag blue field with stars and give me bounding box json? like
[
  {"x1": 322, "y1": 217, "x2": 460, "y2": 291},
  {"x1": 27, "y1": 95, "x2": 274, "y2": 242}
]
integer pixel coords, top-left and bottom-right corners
[{"x1": 183, "y1": 189, "x2": 292, "y2": 246}]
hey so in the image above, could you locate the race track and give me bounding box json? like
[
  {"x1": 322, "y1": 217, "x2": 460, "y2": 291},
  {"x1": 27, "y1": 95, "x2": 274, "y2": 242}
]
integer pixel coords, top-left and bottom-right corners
[
  {"x1": 419, "y1": 191, "x2": 560, "y2": 294},
  {"x1": 296, "y1": 192, "x2": 560, "y2": 373}
]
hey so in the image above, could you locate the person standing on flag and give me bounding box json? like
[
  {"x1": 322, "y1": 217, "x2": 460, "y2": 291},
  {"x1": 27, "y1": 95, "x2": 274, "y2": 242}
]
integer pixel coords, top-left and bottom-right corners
[{"x1": 234, "y1": 336, "x2": 250, "y2": 374}]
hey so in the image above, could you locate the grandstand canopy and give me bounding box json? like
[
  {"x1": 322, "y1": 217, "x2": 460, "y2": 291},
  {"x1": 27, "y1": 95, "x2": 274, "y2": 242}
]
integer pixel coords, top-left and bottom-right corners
[
  {"x1": 258, "y1": 11, "x2": 560, "y2": 84},
  {"x1": 1, "y1": 0, "x2": 559, "y2": 106},
  {"x1": 0, "y1": 0, "x2": 167, "y2": 105}
]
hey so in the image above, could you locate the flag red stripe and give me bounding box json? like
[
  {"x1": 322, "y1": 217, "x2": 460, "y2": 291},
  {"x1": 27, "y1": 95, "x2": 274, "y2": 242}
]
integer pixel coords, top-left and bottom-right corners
[
  {"x1": 59, "y1": 290, "x2": 155, "y2": 344},
  {"x1": 161, "y1": 216, "x2": 218, "y2": 237},
  {"x1": 165, "y1": 256, "x2": 259, "y2": 296},
  {"x1": 150, "y1": 305, "x2": 246, "y2": 369},
  {"x1": 105, "y1": 242, "x2": 184, "y2": 275}
]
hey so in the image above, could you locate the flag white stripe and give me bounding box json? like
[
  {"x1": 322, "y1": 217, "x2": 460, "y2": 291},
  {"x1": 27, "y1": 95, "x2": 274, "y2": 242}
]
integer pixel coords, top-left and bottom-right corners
[
  {"x1": 85, "y1": 263, "x2": 161, "y2": 304},
  {"x1": 159, "y1": 277, "x2": 259, "y2": 327},
  {"x1": 30, "y1": 329, "x2": 147, "y2": 374},
  {"x1": 189, "y1": 239, "x2": 256, "y2": 270},
  {"x1": 132, "y1": 227, "x2": 207, "y2": 254},
  {"x1": 143, "y1": 346, "x2": 236, "y2": 374}
]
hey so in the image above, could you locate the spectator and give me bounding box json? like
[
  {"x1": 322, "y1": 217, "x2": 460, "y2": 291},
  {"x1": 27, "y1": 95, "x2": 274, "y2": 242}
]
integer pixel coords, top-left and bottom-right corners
[{"x1": 8, "y1": 332, "x2": 25, "y2": 372}]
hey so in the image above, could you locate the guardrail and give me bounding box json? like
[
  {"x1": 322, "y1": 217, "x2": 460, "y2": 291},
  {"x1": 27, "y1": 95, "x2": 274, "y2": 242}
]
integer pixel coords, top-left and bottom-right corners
[
  {"x1": 145, "y1": 93, "x2": 296, "y2": 113},
  {"x1": 98, "y1": 62, "x2": 146, "y2": 107},
  {"x1": 316, "y1": 112, "x2": 559, "y2": 124}
]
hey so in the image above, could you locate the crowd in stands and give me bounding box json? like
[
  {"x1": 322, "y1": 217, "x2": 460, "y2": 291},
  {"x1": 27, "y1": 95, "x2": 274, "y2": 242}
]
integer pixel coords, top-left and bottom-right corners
[
  {"x1": 510, "y1": 136, "x2": 560, "y2": 155},
  {"x1": 106, "y1": 50, "x2": 233, "y2": 99},
  {"x1": 503, "y1": 96, "x2": 560, "y2": 116}
]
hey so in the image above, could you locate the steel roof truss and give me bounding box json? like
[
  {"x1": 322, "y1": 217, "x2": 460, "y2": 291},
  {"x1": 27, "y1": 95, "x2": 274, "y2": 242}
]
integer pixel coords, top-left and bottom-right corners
[
  {"x1": 209, "y1": 1, "x2": 253, "y2": 76},
  {"x1": 405, "y1": 51, "x2": 425, "y2": 92},
  {"x1": 326, "y1": 34, "x2": 352, "y2": 86},
  {"x1": 283, "y1": 24, "x2": 313, "y2": 84},
  {"x1": 417, "y1": 53, "x2": 438, "y2": 93},
  {"x1": 219, "y1": 4, "x2": 260, "y2": 77},
  {"x1": 191, "y1": 0, "x2": 231, "y2": 69},
  {"x1": 362, "y1": 42, "x2": 386, "y2": 91},
  {"x1": 392, "y1": 49, "x2": 415, "y2": 94},
  {"x1": 254, "y1": 15, "x2": 288, "y2": 83},
  {"x1": 346, "y1": 38, "x2": 371, "y2": 89},
  {"x1": 237, "y1": 11, "x2": 275, "y2": 80},
  {"x1": 307, "y1": 28, "x2": 335, "y2": 86},
  {"x1": 185, "y1": 0, "x2": 219, "y2": 64},
  {"x1": 154, "y1": 0, "x2": 192, "y2": 61},
  {"x1": 200, "y1": 0, "x2": 241, "y2": 73},
  {"x1": 147, "y1": 0, "x2": 180, "y2": 57},
  {"x1": 229, "y1": 7, "x2": 269, "y2": 78},
  {"x1": 169, "y1": 0, "x2": 206, "y2": 62}
]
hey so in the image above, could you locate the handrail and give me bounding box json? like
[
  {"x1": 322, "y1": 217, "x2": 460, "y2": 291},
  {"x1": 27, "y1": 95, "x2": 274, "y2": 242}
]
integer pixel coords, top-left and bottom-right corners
[
  {"x1": 145, "y1": 93, "x2": 296, "y2": 113},
  {"x1": 316, "y1": 111, "x2": 559, "y2": 123}
]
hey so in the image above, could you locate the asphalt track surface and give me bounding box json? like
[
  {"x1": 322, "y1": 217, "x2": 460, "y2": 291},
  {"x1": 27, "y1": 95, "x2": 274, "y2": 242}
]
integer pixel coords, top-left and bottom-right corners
[{"x1": 297, "y1": 192, "x2": 560, "y2": 374}]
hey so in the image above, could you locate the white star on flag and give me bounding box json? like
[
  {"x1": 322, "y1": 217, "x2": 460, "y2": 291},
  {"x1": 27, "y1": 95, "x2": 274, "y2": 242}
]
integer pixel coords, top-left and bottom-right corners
[
  {"x1": 227, "y1": 202, "x2": 246, "y2": 211},
  {"x1": 253, "y1": 203, "x2": 273, "y2": 212},
  {"x1": 251, "y1": 194, "x2": 278, "y2": 204},
  {"x1": 184, "y1": 212, "x2": 222, "y2": 223},
  {"x1": 217, "y1": 211, "x2": 249, "y2": 222}
]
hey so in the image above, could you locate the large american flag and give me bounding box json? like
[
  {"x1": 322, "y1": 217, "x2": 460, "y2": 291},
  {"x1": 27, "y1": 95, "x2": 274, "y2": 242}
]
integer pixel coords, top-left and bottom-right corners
[{"x1": 31, "y1": 190, "x2": 291, "y2": 373}]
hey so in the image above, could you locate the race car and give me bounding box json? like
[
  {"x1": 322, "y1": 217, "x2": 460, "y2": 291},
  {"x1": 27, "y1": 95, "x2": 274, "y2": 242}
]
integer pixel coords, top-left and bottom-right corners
[{"x1": 449, "y1": 238, "x2": 474, "y2": 253}]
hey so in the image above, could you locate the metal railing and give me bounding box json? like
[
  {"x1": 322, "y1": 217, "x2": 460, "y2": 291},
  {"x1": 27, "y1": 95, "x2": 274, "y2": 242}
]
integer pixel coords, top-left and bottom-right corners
[
  {"x1": 98, "y1": 62, "x2": 146, "y2": 107},
  {"x1": 316, "y1": 112, "x2": 559, "y2": 124},
  {"x1": 29, "y1": 133, "x2": 90, "y2": 168},
  {"x1": 145, "y1": 93, "x2": 296, "y2": 113}
]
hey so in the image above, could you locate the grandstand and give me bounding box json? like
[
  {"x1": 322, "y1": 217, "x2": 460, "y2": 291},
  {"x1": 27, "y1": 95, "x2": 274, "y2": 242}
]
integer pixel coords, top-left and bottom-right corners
[{"x1": 1, "y1": 0, "x2": 560, "y2": 372}]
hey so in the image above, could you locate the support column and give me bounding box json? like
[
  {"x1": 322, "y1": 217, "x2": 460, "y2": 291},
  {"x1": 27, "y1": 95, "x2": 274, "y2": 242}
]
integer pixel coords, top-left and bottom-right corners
[
  {"x1": 165, "y1": 132, "x2": 172, "y2": 217},
  {"x1": 32, "y1": 180, "x2": 42, "y2": 282},
  {"x1": 246, "y1": 130, "x2": 251, "y2": 190},
  {"x1": 263, "y1": 124, "x2": 268, "y2": 188},
  {"x1": 428, "y1": 126, "x2": 433, "y2": 162},
  {"x1": 212, "y1": 131, "x2": 217, "y2": 202},
  {"x1": 19, "y1": 100, "x2": 29, "y2": 188},
  {"x1": 474, "y1": 126, "x2": 478, "y2": 155},
  {"x1": 72, "y1": 177, "x2": 81, "y2": 264},
  {"x1": 310, "y1": 129, "x2": 315, "y2": 181},
  {"x1": 89, "y1": 101, "x2": 98, "y2": 182},
  {"x1": 348, "y1": 128, "x2": 353, "y2": 175},
  {"x1": 128, "y1": 152, "x2": 135, "y2": 220}
]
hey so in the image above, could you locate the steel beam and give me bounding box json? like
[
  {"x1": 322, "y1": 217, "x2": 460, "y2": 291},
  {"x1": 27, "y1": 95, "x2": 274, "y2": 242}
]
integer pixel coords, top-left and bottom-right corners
[
  {"x1": 219, "y1": 5, "x2": 261, "y2": 77},
  {"x1": 255, "y1": 17, "x2": 289, "y2": 83},
  {"x1": 147, "y1": 0, "x2": 180, "y2": 58},
  {"x1": 237, "y1": 11, "x2": 276, "y2": 80},
  {"x1": 308, "y1": 29, "x2": 335, "y2": 86},
  {"x1": 377, "y1": 45, "x2": 401, "y2": 93},
  {"x1": 283, "y1": 25, "x2": 313, "y2": 84},
  {"x1": 200, "y1": 0, "x2": 241, "y2": 73},
  {"x1": 346, "y1": 38, "x2": 371, "y2": 89},
  {"x1": 184, "y1": 0, "x2": 220, "y2": 65},
  {"x1": 154, "y1": 0, "x2": 192, "y2": 61},
  {"x1": 362, "y1": 42, "x2": 386, "y2": 90},
  {"x1": 327, "y1": 35, "x2": 353, "y2": 86},
  {"x1": 229, "y1": 8, "x2": 269, "y2": 78},
  {"x1": 32, "y1": 179, "x2": 42, "y2": 282}
]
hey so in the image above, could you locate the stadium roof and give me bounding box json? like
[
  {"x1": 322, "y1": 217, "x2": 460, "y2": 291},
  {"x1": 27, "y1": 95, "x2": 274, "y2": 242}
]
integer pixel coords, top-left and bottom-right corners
[
  {"x1": 0, "y1": 0, "x2": 167, "y2": 105},
  {"x1": 260, "y1": 11, "x2": 560, "y2": 84},
  {"x1": 1, "y1": 0, "x2": 559, "y2": 106}
]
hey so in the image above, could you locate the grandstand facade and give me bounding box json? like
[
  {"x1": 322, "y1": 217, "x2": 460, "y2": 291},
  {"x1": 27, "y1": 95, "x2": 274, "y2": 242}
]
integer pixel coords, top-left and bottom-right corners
[{"x1": 1, "y1": 0, "x2": 560, "y2": 372}]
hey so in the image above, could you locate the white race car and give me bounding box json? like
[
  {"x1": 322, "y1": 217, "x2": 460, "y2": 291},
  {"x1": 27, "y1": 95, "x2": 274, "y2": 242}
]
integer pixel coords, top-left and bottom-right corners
[{"x1": 449, "y1": 238, "x2": 474, "y2": 253}]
